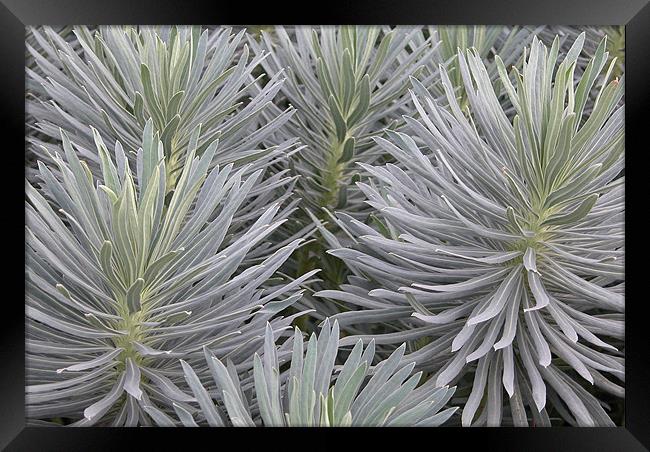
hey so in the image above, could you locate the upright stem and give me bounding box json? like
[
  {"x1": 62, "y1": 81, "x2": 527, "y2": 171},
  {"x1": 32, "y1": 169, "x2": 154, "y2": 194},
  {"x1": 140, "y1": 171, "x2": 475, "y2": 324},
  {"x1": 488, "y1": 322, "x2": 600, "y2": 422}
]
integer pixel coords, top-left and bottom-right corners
[{"x1": 318, "y1": 138, "x2": 347, "y2": 216}]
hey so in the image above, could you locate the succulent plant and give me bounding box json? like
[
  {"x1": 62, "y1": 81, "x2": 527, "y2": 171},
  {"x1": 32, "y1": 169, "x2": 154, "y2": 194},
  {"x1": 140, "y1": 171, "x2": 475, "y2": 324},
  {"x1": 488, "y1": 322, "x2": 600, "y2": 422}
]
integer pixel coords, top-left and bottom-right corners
[
  {"x1": 410, "y1": 26, "x2": 537, "y2": 112},
  {"x1": 250, "y1": 25, "x2": 435, "y2": 217},
  {"x1": 26, "y1": 25, "x2": 295, "y2": 192},
  {"x1": 24, "y1": 25, "x2": 625, "y2": 429},
  {"x1": 535, "y1": 26, "x2": 625, "y2": 78},
  {"x1": 246, "y1": 26, "x2": 437, "y2": 320},
  {"x1": 25, "y1": 124, "x2": 318, "y2": 426},
  {"x1": 316, "y1": 34, "x2": 624, "y2": 426},
  {"x1": 177, "y1": 320, "x2": 456, "y2": 426}
]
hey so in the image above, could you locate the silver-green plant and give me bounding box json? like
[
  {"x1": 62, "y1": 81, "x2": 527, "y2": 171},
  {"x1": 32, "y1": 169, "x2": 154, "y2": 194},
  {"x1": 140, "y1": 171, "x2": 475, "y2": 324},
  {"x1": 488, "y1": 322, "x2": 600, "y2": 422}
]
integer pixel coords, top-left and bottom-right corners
[
  {"x1": 25, "y1": 26, "x2": 82, "y2": 75},
  {"x1": 26, "y1": 25, "x2": 295, "y2": 192},
  {"x1": 250, "y1": 26, "x2": 434, "y2": 217},
  {"x1": 246, "y1": 26, "x2": 436, "y2": 317},
  {"x1": 25, "y1": 124, "x2": 318, "y2": 426},
  {"x1": 317, "y1": 34, "x2": 624, "y2": 426},
  {"x1": 535, "y1": 26, "x2": 625, "y2": 78},
  {"x1": 25, "y1": 26, "x2": 82, "y2": 172},
  {"x1": 410, "y1": 26, "x2": 536, "y2": 111},
  {"x1": 176, "y1": 320, "x2": 456, "y2": 426},
  {"x1": 24, "y1": 25, "x2": 626, "y2": 428}
]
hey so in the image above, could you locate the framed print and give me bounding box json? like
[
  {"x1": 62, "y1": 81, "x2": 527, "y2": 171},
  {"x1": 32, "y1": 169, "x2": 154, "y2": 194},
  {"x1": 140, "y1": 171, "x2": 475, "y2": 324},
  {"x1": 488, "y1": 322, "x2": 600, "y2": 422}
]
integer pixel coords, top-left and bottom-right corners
[{"x1": 2, "y1": 0, "x2": 649, "y2": 449}]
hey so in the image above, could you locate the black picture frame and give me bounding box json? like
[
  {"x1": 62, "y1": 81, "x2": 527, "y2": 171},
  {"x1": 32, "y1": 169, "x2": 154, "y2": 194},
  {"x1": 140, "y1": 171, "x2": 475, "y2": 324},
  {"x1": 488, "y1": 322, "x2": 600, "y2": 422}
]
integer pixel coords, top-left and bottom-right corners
[{"x1": 3, "y1": 0, "x2": 648, "y2": 449}]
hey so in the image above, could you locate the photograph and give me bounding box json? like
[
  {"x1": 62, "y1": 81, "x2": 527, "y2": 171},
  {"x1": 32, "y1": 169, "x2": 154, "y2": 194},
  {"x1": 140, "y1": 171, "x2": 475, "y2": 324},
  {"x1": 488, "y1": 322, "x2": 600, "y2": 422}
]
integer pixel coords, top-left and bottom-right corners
[
  {"x1": 23, "y1": 23, "x2": 625, "y2": 428},
  {"x1": 1, "y1": 0, "x2": 649, "y2": 449}
]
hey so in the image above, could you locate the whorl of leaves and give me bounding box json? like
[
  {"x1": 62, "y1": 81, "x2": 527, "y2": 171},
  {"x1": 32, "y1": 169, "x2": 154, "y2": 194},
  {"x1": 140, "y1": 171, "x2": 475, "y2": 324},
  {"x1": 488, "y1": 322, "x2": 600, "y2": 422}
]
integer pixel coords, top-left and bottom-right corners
[
  {"x1": 26, "y1": 25, "x2": 296, "y2": 191},
  {"x1": 178, "y1": 320, "x2": 456, "y2": 427},
  {"x1": 317, "y1": 34, "x2": 624, "y2": 426},
  {"x1": 411, "y1": 26, "x2": 537, "y2": 111},
  {"x1": 25, "y1": 124, "x2": 318, "y2": 426},
  {"x1": 244, "y1": 26, "x2": 438, "y2": 317},
  {"x1": 249, "y1": 25, "x2": 436, "y2": 217}
]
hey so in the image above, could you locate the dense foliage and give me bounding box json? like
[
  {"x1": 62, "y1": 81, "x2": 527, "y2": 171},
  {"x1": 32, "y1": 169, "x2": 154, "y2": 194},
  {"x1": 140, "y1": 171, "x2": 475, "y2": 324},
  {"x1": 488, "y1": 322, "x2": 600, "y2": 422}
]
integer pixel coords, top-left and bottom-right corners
[{"x1": 26, "y1": 25, "x2": 624, "y2": 427}]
